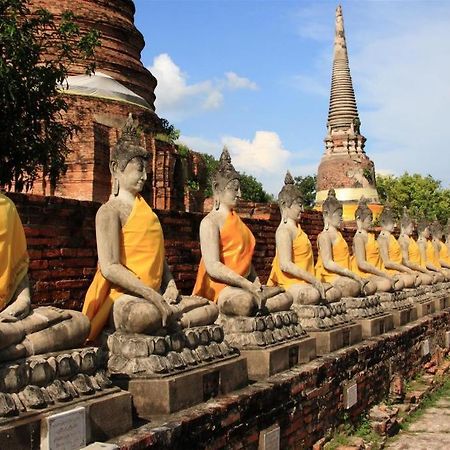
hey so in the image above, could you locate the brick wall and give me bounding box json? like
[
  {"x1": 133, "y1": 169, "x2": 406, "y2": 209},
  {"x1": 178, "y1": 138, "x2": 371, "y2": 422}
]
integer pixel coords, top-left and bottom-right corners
[{"x1": 5, "y1": 193, "x2": 338, "y2": 310}]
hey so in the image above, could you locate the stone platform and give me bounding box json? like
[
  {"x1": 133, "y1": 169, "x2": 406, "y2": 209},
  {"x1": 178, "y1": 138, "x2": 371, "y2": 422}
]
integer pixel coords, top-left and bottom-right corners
[
  {"x1": 430, "y1": 282, "x2": 450, "y2": 311},
  {"x1": 408, "y1": 287, "x2": 437, "y2": 318},
  {"x1": 341, "y1": 296, "x2": 394, "y2": 338},
  {"x1": 107, "y1": 325, "x2": 248, "y2": 415},
  {"x1": 217, "y1": 311, "x2": 316, "y2": 380},
  {"x1": 377, "y1": 291, "x2": 417, "y2": 327},
  {"x1": 293, "y1": 302, "x2": 362, "y2": 355},
  {"x1": 0, "y1": 348, "x2": 132, "y2": 448}
]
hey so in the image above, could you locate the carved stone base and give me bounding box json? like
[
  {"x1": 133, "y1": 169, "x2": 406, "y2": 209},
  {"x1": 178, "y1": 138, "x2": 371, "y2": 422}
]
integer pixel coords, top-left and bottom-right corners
[
  {"x1": 240, "y1": 335, "x2": 316, "y2": 380},
  {"x1": 390, "y1": 307, "x2": 418, "y2": 327},
  {"x1": 415, "y1": 298, "x2": 436, "y2": 317},
  {"x1": 308, "y1": 323, "x2": 362, "y2": 355},
  {"x1": 216, "y1": 311, "x2": 307, "y2": 350},
  {"x1": 377, "y1": 292, "x2": 417, "y2": 327},
  {"x1": 107, "y1": 325, "x2": 239, "y2": 378},
  {"x1": 293, "y1": 302, "x2": 361, "y2": 355},
  {"x1": 114, "y1": 356, "x2": 248, "y2": 416},
  {"x1": 0, "y1": 348, "x2": 132, "y2": 447},
  {"x1": 358, "y1": 313, "x2": 394, "y2": 338},
  {"x1": 341, "y1": 295, "x2": 386, "y2": 320},
  {"x1": 0, "y1": 389, "x2": 132, "y2": 448}
]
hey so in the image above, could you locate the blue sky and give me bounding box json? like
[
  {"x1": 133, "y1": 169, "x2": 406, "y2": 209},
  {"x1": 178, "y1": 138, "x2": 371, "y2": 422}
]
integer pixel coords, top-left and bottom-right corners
[{"x1": 134, "y1": 0, "x2": 450, "y2": 195}]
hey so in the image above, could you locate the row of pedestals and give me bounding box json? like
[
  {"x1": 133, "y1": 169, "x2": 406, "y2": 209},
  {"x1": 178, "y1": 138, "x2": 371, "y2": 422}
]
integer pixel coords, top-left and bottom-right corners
[{"x1": 1, "y1": 283, "x2": 449, "y2": 449}]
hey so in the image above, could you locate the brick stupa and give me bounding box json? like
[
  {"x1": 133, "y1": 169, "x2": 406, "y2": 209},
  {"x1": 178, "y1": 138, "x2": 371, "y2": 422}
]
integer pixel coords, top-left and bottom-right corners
[{"x1": 315, "y1": 5, "x2": 381, "y2": 221}]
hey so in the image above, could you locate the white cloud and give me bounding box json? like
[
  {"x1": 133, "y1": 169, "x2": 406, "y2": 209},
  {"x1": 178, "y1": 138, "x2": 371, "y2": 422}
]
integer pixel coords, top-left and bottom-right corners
[
  {"x1": 225, "y1": 72, "x2": 258, "y2": 90},
  {"x1": 149, "y1": 54, "x2": 257, "y2": 121},
  {"x1": 222, "y1": 131, "x2": 291, "y2": 175}
]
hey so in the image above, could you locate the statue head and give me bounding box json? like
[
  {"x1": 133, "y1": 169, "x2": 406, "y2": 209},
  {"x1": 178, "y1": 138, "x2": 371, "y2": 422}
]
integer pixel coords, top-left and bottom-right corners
[
  {"x1": 400, "y1": 207, "x2": 414, "y2": 236},
  {"x1": 379, "y1": 204, "x2": 396, "y2": 232},
  {"x1": 417, "y1": 216, "x2": 430, "y2": 238},
  {"x1": 355, "y1": 196, "x2": 372, "y2": 230},
  {"x1": 430, "y1": 219, "x2": 443, "y2": 240},
  {"x1": 110, "y1": 114, "x2": 149, "y2": 196},
  {"x1": 444, "y1": 218, "x2": 450, "y2": 240},
  {"x1": 211, "y1": 147, "x2": 241, "y2": 210},
  {"x1": 322, "y1": 189, "x2": 343, "y2": 229},
  {"x1": 278, "y1": 171, "x2": 303, "y2": 223}
]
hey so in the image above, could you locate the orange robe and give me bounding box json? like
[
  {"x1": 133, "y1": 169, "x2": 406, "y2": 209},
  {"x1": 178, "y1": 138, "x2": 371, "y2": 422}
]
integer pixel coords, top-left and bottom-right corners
[
  {"x1": 426, "y1": 240, "x2": 441, "y2": 268},
  {"x1": 351, "y1": 232, "x2": 384, "y2": 278},
  {"x1": 267, "y1": 226, "x2": 315, "y2": 288},
  {"x1": 82, "y1": 195, "x2": 165, "y2": 341},
  {"x1": 193, "y1": 212, "x2": 255, "y2": 301},
  {"x1": 385, "y1": 234, "x2": 402, "y2": 275},
  {"x1": 439, "y1": 241, "x2": 450, "y2": 265},
  {"x1": 0, "y1": 194, "x2": 29, "y2": 311},
  {"x1": 315, "y1": 231, "x2": 350, "y2": 283},
  {"x1": 407, "y1": 237, "x2": 422, "y2": 266}
]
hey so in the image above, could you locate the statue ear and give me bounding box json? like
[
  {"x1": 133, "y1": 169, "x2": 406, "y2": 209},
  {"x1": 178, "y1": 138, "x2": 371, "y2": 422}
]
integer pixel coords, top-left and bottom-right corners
[
  {"x1": 110, "y1": 161, "x2": 118, "y2": 175},
  {"x1": 212, "y1": 180, "x2": 220, "y2": 194}
]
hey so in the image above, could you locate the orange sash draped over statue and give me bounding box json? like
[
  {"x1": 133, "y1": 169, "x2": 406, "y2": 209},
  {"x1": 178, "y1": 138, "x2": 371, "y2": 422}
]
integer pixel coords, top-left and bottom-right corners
[
  {"x1": 193, "y1": 212, "x2": 255, "y2": 301},
  {"x1": 408, "y1": 237, "x2": 422, "y2": 266},
  {"x1": 267, "y1": 226, "x2": 315, "y2": 288},
  {"x1": 439, "y1": 241, "x2": 450, "y2": 265},
  {"x1": 426, "y1": 241, "x2": 441, "y2": 268},
  {"x1": 351, "y1": 232, "x2": 384, "y2": 278},
  {"x1": 385, "y1": 234, "x2": 402, "y2": 275},
  {"x1": 82, "y1": 195, "x2": 165, "y2": 341},
  {"x1": 0, "y1": 194, "x2": 29, "y2": 311},
  {"x1": 315, "y1": 231, "x2": 350, "y2": 283}
]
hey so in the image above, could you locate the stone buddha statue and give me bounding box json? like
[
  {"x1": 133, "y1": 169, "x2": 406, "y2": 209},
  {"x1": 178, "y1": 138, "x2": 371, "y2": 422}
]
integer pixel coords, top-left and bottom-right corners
[
  {"x1": 315, "y1": 190, "x2": 376, "y2": 297},
  {"x1": 416, "y1": 218, "x2": 446, "y2": 282},
  {"x1": 82, "y1": 115, "x2": 218, "y2": 343},
  {"x1": 397, "y1": 208, "x2": 433, "y2": 285},
  {"x1": 442, "y1": 219, "x2": 450, "y2": 266},
  {"x1": 0, "y1": 193, "x2": 90, "y2": 362},
  {"x1": 430, "y1": 220, "x2": 450, "y2": 275},
  {"x1": 193, "y1": 148, "x2": 292, "y2": 316},
  {"x1": 351, "y1": 197, "x2": 403, "y2": 292},
  {"x1": 377, "y1": 205, "x2": 417, "y2": 288},
  {"x1": 267, "y1": 172, "x2": 342, "y2": 305}
]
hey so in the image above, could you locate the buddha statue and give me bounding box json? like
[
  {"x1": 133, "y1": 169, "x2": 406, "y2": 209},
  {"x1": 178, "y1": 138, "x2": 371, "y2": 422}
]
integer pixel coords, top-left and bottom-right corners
[
  {"x1": 377, "y1": 205, "x2": 417, "y2": 288},
  {"x1": 267, "y1": 172, "x2": 342, "y2": 305},
  {"x1": 351, "y1": 197, "x2": 403, "y2": 292},
  {"x1": 416, "y1": 218, "x2": 446, "y2": 283},
  {"x1": 315, "y1": 190, "x2": 376, "y2": 297},
  {"x1": 0, "y1": 193, "x2": 90, "y2": 361},
  {"x1": 430, "y1": 220, "x2": 450, "y2": 275},
  {"x1": 193, "y1": 148, "x2": 292, "y2": 316},
  {"x1": 397, "y1": 208, "x2": 433, "y2": 285},
  {"x1": 82, "y1": 115, "x2": 218, "y2": 343},
  {"x1": 443, "y1": 219, "x2": 450, "y2": 265}
]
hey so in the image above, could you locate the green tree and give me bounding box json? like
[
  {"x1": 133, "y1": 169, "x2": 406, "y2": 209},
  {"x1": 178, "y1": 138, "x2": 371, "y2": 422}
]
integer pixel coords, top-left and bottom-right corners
[
  {"x1": 155, "y1": 118, "x2": 180, "y2": 143},
  {"x1": 294, "y1": 175, "x2": 317, "y2": 209},
  {"x1": 376, "y1": 172, "x2": 450, "y2": 222},
  {"x1": 0, "y1": 0, "x2": 100, "y2": 192}
]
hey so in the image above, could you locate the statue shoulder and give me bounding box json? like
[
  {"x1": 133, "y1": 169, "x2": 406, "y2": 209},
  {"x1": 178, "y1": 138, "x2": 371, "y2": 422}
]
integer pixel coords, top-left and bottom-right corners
[{"x1": 95, "y1": 200, "x2": 122, "y2": 228}]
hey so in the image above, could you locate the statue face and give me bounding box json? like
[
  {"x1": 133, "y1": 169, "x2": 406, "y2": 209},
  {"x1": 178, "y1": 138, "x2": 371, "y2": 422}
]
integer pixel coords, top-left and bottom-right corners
[
  {"x1": 327, "y1": 208, "x2": 343, "y2": 228},
  {"x1": 382, "y1": 219, "x2": 395, "y2": 233},
  {"x1": 219, "y1": 179, "x2": 241, "y2": 208},
  {"x1": 285, "y1": 199, "x2": 303, "y2": 222},
  {"x1": 359, "y1": 214, "x2": 372, "y2": 230},
  {"x1": 403, "y1": 222, "x2": 414, "y2": 236},
  {"x1": 115, "y1": 157, "x2": 147, "y2": 195},
  {"x1": 421, "y1": 227, "x2": 430, "y2": 238}
]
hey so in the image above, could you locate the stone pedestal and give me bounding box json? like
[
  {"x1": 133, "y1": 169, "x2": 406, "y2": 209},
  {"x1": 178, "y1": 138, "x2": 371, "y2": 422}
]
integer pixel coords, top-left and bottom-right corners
[
  {"x1": 377, "y1": 292, "x2": 417, "y2": 327},
  {"x1": 293, "y1": 302, "x2": 361, "y2": 355},
  {"x1": 430, "y1": 282, "x2": 450, "y2": 311},
  {"x1": 409, "y1": 287, "x2": 436, "y2": 318},
  {"x1": 216, "y1": 311, "x2": 316, "y2": 380},
  {"x1": 107, "y1": 324, "x2": 248, "y2": 415},
  {"x1": 341, "y1": 296, "x2": 394, "y2": 338},
  {"x1": 0, "y1": 348, "x2": 132, "y2": 448}
]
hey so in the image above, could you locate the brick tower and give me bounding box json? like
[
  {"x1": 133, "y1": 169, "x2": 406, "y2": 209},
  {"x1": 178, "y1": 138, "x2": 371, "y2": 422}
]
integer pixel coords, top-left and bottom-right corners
[
  {"x1": 315, "y1": 5, "x2": 381, "y2": 221},
  {"x1": 27, "y1": 0, "x2": 199, "y2": 210}
]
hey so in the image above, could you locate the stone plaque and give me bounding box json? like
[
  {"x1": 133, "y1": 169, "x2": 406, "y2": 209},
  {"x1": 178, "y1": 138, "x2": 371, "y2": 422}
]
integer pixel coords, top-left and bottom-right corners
[
  {"x1": 41, "y1": 406, "x2": 86, "y2": 450},
  {"x1": 258, "y1": 424, "x2": 280, "y2": 450},
  {"x1": 344, "y1": 381, "x2": 357, "y2": 409},
  {"x1": 342, "y1": 329, "x2": 350, "y2": 346},
  {"x1": 288, "y1": 347, "x2": 299, "y2": 368},
  {"x1": 421, "y1": 339, "x2": 430, "y2": 356},
  {"x1": 445, "y1": 331, "x2": 450, "y2": 349},
  {"x1": 203, "y1": 370, "x2": 219, "y2": 401}
]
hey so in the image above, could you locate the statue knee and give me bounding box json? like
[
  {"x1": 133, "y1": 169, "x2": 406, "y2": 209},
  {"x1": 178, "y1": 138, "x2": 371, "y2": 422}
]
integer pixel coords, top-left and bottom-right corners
[
  {"x1": 114, "y1": 299, "x2": 161, "y2": 334},
  {"x1": 364, "y1": 280, "x2": 377, "y2": 296},
  {"x1": 377, "y1": 278, "x2": 392, "y2": 293},
  {"x1": 325, "y1": 286, "x2": 342, "y2": 303},
  {"x1": 218, "y1": 290, "x2": 255, "y2": 316},
  {"x1": 69, "y1": 311, "x2": 91, "y2": 341}
]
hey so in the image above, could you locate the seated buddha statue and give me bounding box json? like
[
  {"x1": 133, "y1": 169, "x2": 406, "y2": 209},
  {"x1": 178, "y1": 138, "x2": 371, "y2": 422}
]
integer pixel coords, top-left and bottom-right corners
[
  {"x1": 315, "y1": 190, "x2": 376, "y2": 297},
  {"x1": 416, "y1": 218, "x2": 446, "y2": 283},
  {"x1": 351, "y1": 197, "x2": 403, "y2": 292},
  {"x1": 82, "y1": 116, "x2": 218, "y2": 342},
  {"x1": 267, "y1": 172, "x2": 342, "y2": 305},
  {"x1": 377, "y1": 205, "x2": 417, "y2": 288},
  {"x1": 430, "y1": 220, "x2": 450, "y2": 276},
  {"x1": 397, "y1": 208, "x2": 433, "y2": 285},
  {"x1": 193, "y1": 148, "x2": 292, "y2": 316},
  {"x1": 440, "y1": 219, "x2": 450, "y2": 268},
  {"x1": 0, "y1": 193, "x2": 90, "y2": 361}
]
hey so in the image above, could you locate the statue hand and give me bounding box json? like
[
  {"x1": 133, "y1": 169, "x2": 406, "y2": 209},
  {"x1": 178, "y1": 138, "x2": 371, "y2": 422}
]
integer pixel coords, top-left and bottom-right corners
[
  {"x1": 143, "y1": 290, "x2": 173, "y2": 327},
  {"x1": 313, "y1": 281, "x2": 326, "y2": 300},
  {"x1": 163, "y1": 284, "x2": 180, "y2": 305},
  {"x1": 248, "y1": 283, "x2": 265, "y2": 310},
  {"x1": 0, "y1": 313, "x2": 18, "y2": 323},
  {"x1": 391, "y1": 275, "x2": 401, "y2": 290},
  {"x1": 357, "y1": 277, "x2": 370, "y2": 294}
]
